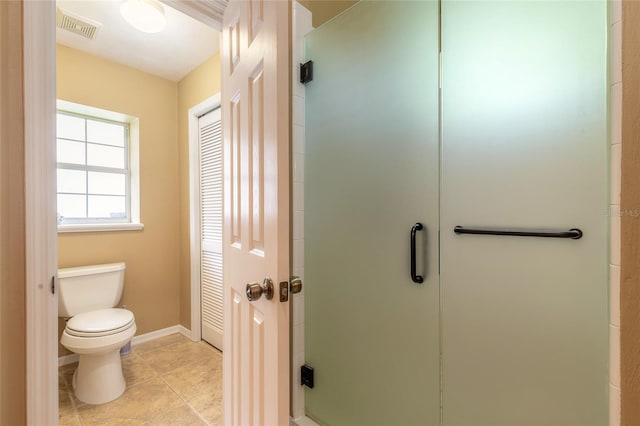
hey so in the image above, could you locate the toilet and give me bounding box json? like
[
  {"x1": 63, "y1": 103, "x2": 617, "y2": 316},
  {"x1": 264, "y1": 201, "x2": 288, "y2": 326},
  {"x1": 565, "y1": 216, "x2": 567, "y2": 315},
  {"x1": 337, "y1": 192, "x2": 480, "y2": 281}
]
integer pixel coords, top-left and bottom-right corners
[{"x1": 58, "y1": 262, "x2": 136, "y2": 405}]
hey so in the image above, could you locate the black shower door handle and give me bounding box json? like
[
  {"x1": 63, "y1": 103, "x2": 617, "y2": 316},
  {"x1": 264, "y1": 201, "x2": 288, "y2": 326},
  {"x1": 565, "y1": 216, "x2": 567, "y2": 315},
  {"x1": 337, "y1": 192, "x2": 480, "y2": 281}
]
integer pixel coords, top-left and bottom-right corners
[{"x1": 411, "y1": 223, "x2": 424, "y2": 283}]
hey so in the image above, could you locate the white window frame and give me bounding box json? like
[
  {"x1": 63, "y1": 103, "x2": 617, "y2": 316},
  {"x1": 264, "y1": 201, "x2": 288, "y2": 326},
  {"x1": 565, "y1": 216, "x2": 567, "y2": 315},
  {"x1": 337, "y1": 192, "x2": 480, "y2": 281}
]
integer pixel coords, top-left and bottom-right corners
[{"x1": 56, "y1": 100, "x2": 143, "y2": 233}]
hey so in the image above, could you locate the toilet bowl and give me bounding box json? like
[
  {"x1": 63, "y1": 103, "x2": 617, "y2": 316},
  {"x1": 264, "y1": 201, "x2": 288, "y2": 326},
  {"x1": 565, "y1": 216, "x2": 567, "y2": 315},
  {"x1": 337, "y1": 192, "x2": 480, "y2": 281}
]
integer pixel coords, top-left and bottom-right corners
[
  {"x1": 58, "y1": 263, "x2": 137, "y2": 405},
  {"x1": 61, "y1": 308, "x2": 136, "y2": 404}
]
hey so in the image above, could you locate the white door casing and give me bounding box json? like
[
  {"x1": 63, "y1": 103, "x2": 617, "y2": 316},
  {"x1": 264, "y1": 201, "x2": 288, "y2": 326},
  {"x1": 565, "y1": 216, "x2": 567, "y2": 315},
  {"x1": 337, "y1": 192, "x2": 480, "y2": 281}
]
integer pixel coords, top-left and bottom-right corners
[
  {"x1": 221, "y1": 0, "x2": 291, "y2": 424},
  {"x1": 23, "y1": 1, "x2": 59, "y2": 424}
]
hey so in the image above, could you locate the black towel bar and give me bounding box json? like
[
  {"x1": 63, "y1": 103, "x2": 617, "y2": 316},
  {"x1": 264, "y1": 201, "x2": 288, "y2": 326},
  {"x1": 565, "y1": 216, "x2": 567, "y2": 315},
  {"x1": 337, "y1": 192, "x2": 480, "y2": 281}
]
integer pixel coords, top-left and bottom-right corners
[{"x1": 453, "y1": 226, "x2": 582, "y2": 240}]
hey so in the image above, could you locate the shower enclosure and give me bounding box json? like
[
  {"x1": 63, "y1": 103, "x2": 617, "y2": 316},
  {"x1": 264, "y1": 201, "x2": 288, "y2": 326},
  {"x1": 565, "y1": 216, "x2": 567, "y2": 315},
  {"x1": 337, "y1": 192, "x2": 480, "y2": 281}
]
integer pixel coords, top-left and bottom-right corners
[{"x1": 304, "y1": 1, "x2": 608, "y2": 425}]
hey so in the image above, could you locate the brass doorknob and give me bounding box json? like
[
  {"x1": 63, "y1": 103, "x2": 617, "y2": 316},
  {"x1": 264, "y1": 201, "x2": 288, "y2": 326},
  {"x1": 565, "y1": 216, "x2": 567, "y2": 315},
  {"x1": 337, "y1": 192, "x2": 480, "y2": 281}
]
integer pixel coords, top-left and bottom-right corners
[{"x1": 246, "y1": 278, "x2": 274, "y2": 301}]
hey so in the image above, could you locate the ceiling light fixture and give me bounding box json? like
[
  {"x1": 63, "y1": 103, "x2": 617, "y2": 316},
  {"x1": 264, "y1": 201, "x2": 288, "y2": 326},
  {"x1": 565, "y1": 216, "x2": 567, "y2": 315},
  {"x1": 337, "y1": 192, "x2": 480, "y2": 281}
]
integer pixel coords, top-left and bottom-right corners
[{"x1": 120, "y1": 0, "x2": 167, "y2": 34}]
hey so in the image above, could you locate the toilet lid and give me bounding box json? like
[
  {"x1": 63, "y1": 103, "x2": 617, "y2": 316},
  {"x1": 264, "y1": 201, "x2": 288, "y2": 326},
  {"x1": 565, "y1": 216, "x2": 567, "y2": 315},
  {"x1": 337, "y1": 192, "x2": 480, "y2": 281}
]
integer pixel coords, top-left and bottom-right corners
[{"x1": 66, "y1": 308, "x2": 135, "y2": 337}]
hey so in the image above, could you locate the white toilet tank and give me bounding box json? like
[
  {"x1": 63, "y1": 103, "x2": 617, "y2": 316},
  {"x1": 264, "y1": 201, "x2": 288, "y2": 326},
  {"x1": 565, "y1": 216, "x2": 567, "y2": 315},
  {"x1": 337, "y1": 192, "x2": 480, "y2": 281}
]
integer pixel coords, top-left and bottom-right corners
[{"x1": 58, "y1": 262, "x2": 126, "y2": 317}]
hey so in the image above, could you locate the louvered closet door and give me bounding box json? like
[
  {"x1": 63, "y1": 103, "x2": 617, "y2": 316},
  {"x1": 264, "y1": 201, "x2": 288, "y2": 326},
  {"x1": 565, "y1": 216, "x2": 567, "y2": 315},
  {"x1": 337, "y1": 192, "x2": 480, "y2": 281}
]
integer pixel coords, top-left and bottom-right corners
[{"x1": 199, "y1": 108, "x2": 223, "y2": 350}]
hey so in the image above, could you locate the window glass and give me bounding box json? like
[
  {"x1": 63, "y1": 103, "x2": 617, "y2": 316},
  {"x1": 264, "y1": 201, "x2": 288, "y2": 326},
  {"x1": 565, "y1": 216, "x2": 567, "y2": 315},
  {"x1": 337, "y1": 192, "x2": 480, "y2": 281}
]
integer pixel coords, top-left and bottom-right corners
[
  {"x1": 87, "y1": 120, "x2": 125, "y2": 147},
  {"x1": 88, "y1": 195, "x2": 126, "y2": 219},
  {"x1": 58, "y1": 194, "x2": 87, "y2": 218},
  {"x1": 87, "y1": 144, "x2": 125, "y2": 168},
  {"x1": 88, "y1": 171, "x2": 126, "y2": 196},
  {"x1": 56, "y1": 110, "x2": 130, "y2": 224},
  {"x1": 57, "y1": 169, "x2": 86, "y2": 194},
  {"x1": 57, "y1": 139, "x2": 86, "y2": 165},
  {"x1": 57, "y1": 114, "x2": 85, "y2": 141}
]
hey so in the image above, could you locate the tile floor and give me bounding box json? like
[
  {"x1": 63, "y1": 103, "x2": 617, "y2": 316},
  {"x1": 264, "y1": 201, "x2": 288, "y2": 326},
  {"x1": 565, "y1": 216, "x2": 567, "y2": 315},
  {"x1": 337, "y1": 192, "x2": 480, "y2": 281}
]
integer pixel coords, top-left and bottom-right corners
[{"x1": 59, "y1": 333, "x2": 223, "y2": 426}]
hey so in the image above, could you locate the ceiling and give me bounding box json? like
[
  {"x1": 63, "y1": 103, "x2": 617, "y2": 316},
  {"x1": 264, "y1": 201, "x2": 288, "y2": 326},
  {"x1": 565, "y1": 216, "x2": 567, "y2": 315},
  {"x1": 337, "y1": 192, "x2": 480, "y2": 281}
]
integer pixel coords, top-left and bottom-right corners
[{"x1": 56, "y1": 0, "x2": 221, "y2": 82}]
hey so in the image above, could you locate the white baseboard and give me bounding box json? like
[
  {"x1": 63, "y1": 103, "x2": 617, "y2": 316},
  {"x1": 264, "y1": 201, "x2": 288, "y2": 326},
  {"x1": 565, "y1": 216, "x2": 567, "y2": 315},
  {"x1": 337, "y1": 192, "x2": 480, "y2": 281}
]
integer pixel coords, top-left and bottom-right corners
[
  {"x1": 58, "y1": 324, "x2": 192, "y2": 367},
  {"x1": 178, "y1": 325, "x2": 191, "y2": 339},
  {"x1": 130, "y1": 324, "x2": 184, "y2": 346},
  {"x1": 58, "y1": 353, "x2": 79, "y2": 367},
  {"x1": 291, "y1": 416, "x2": 320, "y2": 426}
]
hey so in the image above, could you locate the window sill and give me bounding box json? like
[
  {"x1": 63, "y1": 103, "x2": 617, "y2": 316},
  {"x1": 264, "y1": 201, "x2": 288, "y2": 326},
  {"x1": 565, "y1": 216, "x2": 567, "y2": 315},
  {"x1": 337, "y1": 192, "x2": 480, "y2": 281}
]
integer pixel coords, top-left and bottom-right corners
[{"x1": 57, "y1": 223, "x2": 144, "y2": 233}]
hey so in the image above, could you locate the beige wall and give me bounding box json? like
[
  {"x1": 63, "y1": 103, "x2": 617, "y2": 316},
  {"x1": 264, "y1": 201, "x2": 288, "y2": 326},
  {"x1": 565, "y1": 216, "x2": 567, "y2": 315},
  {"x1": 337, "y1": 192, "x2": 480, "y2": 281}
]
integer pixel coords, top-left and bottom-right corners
[
  {"x1": 298, "y1": 0, "x2": 357, "y2": 27},
  {"x1": 621, "y1": 3, "x2": 640, "y2": 425},
  {"x1": 56, "y1": 46, "x2": 220, "y2": 352},
  {"x1": 177, "y1": 55, "x2": 221, "y2": 329},
  {"x1": 57, "y1": 45, "x2": 181, "y2": 353},
  {"x1": 0, "y1": 1, "x2": 26, "y2": 423}
]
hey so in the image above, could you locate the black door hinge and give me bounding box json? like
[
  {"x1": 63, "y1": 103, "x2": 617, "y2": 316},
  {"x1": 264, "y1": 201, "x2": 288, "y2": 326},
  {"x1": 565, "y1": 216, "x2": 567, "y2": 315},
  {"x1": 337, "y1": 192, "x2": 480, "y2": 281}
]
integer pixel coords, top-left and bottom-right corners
[
  {"x1": 51, "y1": 276, "x2": 56, "y2": 295},
  {"x1": 301, "y1": 364, "x2": 314, "y2": 388},
  {"x1": 300, "y1": 61, "x2": 313, "y2": 84}
]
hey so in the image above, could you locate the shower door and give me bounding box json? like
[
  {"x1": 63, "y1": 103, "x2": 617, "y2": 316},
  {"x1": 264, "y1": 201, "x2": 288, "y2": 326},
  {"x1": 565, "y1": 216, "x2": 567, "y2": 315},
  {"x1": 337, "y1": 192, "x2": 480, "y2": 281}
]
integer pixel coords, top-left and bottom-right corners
[
  {"x1": 440, "y1": 1, "x2": 608, "y2": 425},
  {"x1": 304, "y1": 1, "x2": 441, "y2": 425},
  {"x1": 304, "y1": 0, "x2": 608, "y2": 425}
]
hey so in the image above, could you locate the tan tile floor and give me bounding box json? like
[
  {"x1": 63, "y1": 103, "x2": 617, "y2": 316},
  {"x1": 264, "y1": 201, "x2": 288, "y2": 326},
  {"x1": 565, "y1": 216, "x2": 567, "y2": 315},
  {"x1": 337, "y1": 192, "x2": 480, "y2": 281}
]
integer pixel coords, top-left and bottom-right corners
[{"x1": 59, "y1": 333, "x2": 222, "y2": 426}]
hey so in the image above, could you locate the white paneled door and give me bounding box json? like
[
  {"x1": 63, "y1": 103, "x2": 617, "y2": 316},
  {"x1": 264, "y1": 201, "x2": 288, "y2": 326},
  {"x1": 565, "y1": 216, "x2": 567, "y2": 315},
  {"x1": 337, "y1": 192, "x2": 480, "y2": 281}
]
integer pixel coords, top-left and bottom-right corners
[
  {"x1": 221, "y1": 0, "x2": 291, "y2": 424},
  {"x1": 199, "y1": 108, "x2": 224, "y2": 350}
]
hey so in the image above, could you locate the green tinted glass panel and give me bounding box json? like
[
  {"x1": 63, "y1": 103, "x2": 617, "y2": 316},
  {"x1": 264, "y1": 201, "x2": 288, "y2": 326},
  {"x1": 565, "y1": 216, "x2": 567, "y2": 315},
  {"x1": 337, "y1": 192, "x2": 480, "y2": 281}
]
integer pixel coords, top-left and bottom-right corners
[
  {"x1": 304, "y1": 1, "x2": 440, "y2": 425},
  {"x1": 440, "y1": 1, "x2": 608, "y2": 425}
]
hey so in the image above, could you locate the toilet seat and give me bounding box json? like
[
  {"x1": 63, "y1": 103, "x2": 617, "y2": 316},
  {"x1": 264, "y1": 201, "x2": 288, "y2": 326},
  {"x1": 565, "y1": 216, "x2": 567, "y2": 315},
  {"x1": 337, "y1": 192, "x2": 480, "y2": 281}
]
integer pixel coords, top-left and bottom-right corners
[
  {"x1": 66, "y1": 308, "x2": 135, "y2": 337},
  {"x1": 62, "y1": 317, "x2": 137, "y2": 356}
]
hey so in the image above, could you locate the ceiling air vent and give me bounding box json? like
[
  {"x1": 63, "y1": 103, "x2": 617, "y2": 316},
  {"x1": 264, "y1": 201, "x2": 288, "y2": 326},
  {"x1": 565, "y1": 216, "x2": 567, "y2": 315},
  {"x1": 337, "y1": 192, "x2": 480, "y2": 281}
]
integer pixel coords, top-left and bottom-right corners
[{"x1": 56, "y1": 7, "x2": 102, "y2": 40}]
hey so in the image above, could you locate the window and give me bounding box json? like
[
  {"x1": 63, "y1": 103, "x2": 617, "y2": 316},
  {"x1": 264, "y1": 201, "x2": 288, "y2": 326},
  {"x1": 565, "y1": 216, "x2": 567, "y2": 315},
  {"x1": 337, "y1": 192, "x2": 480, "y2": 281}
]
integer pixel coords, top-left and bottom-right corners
[{"x1": 56, "y1": 101, "x2": 142, "y2": 232}]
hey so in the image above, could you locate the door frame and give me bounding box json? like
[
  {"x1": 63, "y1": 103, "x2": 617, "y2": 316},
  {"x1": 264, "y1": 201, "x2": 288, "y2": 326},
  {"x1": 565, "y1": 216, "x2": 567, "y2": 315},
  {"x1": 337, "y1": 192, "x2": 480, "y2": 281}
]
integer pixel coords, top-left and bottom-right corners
[
  {"x1": 24, "y1": 2, "x2": 225, "y2": 424},
  {"x1": 188, "y1": 93, "x2": 221, "y2": 343},
  {"x1": 24, "y1": 1, "x2": 58, "y2": 424}
]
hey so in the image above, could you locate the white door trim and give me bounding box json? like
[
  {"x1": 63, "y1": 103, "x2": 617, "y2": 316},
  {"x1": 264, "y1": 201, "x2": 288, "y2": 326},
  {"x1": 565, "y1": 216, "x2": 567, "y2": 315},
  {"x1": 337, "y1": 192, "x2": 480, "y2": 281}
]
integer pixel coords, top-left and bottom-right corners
[
  {"x1": 188, "y1": 94, "x2": 221, "y2": 342},
  {"x1": 160, "y1": 0, "x2": 226, "y2": 31},
  {"x1": 23, "y1": 1, "x2": 58, "y2": 424}
]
